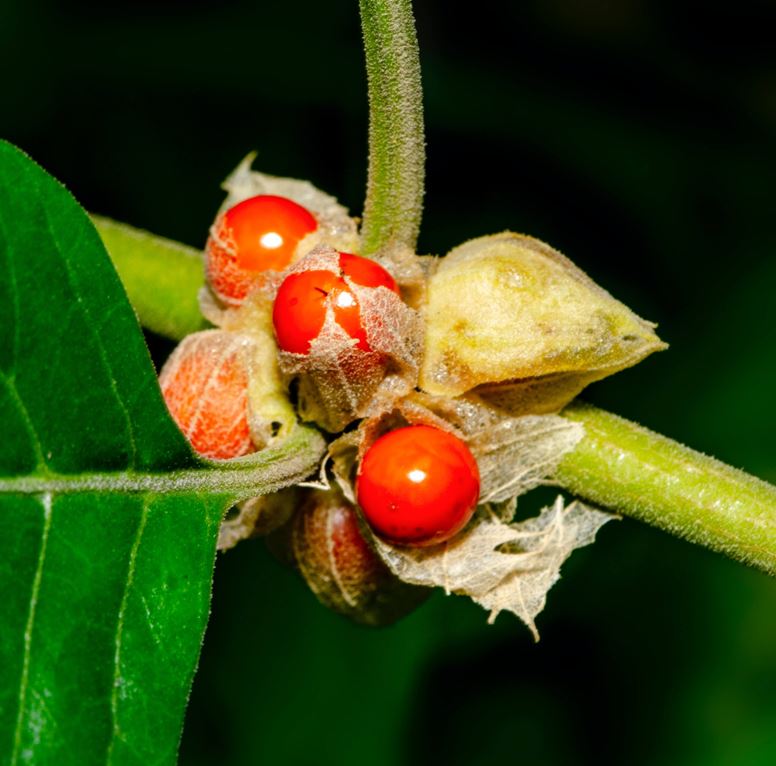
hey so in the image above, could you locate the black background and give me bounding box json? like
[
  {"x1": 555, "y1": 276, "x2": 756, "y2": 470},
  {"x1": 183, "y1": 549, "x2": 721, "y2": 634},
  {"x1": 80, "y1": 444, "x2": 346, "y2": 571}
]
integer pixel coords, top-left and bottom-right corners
[{"x1": 4, "y1": 1, "x2": 776, "y2": 764}]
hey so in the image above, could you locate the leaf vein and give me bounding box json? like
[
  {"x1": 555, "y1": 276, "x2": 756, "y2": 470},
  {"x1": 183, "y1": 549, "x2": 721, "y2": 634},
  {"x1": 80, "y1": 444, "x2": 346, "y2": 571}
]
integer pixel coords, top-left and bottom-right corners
[
  {"x1": 0, "y1": 372, "x2": 46, "y2": 469},
  {"x1": 106, "y1": 497, "x2": 150, "y2": 765},
  {"x1": 11, "y1": 493, "x2": 53, "y2": 766}
]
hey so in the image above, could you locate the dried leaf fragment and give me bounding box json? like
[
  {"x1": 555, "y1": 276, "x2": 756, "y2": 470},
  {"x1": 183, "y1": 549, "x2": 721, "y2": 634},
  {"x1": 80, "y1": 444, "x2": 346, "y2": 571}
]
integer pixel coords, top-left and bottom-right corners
[{"x1": 372, "y1": 497, "x2": 616, "y2": 639}]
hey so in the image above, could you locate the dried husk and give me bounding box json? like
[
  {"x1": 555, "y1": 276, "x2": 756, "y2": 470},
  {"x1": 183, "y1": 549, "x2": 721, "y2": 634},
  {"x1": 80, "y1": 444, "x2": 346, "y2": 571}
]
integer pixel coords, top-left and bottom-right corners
[
  {"x1": 291, "y1": 488, "x2": 428, "y2": 626},
  {"x1": 326, "y1": 394, "x2": 581, "y2": 503},
  {"x1": 218, "y1": 487, "x2": 300, "y2": 551},
  {"x1": 277, "y1": 247, "x2": 422, "y2": 432},
  {"x1": 161, "y1": 324, "x2": 300, "y2": 550},
  {"x1": 159, "y1": 328, "x2": 295, "y2": 453},
  {"x1": 371, "y1": 497, "x2": 616, "y2": 639},
  {"x1": 198, "y1": 294, "x2": 297, "y2": 446},
  {"x1": 419, "y1": 232, "x2": 666, "y2": 411}
]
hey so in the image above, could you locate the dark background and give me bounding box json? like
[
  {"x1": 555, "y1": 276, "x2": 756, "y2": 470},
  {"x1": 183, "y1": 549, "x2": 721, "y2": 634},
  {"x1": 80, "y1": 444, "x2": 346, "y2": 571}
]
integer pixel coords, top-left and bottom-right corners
[{"x1": 4, "y1": 1, "x2": 776, "y2": 764}]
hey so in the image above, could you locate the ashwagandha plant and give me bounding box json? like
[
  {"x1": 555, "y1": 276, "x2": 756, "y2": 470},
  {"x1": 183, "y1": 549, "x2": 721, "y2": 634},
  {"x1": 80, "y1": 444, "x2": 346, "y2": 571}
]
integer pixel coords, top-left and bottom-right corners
[{"x1": 1, "y1": 1, "x2": 774, "y2": 763}]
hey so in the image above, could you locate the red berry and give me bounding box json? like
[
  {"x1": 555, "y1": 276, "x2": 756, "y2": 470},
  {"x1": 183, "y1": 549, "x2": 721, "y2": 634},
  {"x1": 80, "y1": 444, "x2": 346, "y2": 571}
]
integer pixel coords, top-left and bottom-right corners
[
  {"x1": 159, "y1": 332, "x2": 256, "y2": 460},
  {"x1": 272, "y1": 252, "x2": 399, "y2": 354},
  {"x1": 356, "y1": 425, "x2": 480, "y2": 547},
  {"x1": 206, "y1": 194, "x2": 318, "y2": 304}
]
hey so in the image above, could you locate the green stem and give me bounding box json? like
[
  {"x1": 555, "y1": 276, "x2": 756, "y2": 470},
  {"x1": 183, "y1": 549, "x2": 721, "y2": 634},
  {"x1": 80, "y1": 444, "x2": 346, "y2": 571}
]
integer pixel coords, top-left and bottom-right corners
[
  {"x1": 0, "y1": 425, "x2": 326, "y2": 504},
  {"x1": 557, "y1": 402, "x2": 776, "y2": 576},
  {"x1": 92, "y1": 215, "x2": 208, "y2": 341},
  {"x1": 359, "y1": 0, "x2": 425, "y2": 255}
]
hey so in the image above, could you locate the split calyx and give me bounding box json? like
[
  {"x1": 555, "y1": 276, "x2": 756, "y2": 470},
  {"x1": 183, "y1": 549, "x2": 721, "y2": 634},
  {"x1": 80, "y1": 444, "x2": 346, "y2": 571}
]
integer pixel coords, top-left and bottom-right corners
[{"x1": 160, "y1": 156, "x2": 664, "y2": 635}]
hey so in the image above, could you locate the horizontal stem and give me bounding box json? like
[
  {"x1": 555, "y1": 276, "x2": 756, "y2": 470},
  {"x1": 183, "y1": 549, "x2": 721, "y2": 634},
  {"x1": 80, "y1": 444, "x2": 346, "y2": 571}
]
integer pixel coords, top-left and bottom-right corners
[
  {"x1": 92, "y1": 215, "x2": 208, "y2": 341},
  {"x1": 556, "y1": 402, "x2": 776, "y2": 575}
]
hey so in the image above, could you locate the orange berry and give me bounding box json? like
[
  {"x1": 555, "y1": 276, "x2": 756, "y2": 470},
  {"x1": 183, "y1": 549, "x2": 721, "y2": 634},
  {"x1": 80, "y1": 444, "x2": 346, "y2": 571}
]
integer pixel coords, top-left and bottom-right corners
[
  {"x1": 206, "y1": 194, "x2": 318, "y2": 305},
  {"x1": 159, "y1": 331, "x2": 256, "y2": 460},
  {"x1": 356, "y1": 425, "x2": 480, "y2": 547},
  {"x1": 272, "y1": 251, "x2": 399, "y2": 354}
]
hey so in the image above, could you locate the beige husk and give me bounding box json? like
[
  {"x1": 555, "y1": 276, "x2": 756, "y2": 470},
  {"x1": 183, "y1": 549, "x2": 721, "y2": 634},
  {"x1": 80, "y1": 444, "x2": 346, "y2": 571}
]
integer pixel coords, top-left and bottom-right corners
[
  {"x1": 289, "y1": 488, "x2": 429, "y2": 626},
  {"x1": 419, "y1": 232, "x2": 667, "y2": 411},
  {"x1": 322, "y1": 394, "x2": 584, "y2": 507},
  {"x1": 276, "y1": 246, "x2": 422, "y2": 432},
  {"x1": 218, "y1": 488, "x2": 300, "y2": 551},
  {"x1": 371, "y1": 498, "x2": 617, "y2": 640}
]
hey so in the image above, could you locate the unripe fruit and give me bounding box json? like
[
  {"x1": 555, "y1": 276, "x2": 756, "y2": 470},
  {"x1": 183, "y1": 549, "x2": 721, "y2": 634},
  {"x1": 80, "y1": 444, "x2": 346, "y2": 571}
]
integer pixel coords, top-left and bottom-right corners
[
  {"x1": 291, "y1": 489, "x2": 428, "y2": 626},
  {"x1": 159, "y1": 330, "x2": 256, "y2": 460},
  {"x1": 420, "y1": 232, "x2": 666, "y2": 412},
  {"x1": 356, "y1": 425, "x2": 481, "y2": 547},
  {"x1": 272, "y1": 251, "x2": 399, "y2": 354},
  {"x1": 206, "y1": 194, "x2": 318, "y2": 306}
]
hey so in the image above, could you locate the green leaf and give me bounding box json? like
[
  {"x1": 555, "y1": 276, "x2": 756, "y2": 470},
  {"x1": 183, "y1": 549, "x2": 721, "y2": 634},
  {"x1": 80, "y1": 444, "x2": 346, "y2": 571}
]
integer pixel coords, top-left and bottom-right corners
[{"x1": 0, "y1": 141, "x2": 324, "y2": 765}]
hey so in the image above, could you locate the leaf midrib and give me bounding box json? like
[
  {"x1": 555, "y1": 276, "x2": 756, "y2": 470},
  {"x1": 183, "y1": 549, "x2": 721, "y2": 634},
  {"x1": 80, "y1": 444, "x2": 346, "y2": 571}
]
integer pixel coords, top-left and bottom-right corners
[{"x1": 0, "y1": 426, "x2": 327, "y2": 499}]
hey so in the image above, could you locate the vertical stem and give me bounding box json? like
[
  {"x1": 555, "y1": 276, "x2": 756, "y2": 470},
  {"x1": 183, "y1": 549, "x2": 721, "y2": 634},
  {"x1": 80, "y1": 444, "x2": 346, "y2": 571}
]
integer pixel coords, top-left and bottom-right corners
[
  {"x1": 359, "y1": 0, "x2": 425, "y2": 255},
  {"x1": 556, "y1": 402, "x2": 776, "y2": 576}
]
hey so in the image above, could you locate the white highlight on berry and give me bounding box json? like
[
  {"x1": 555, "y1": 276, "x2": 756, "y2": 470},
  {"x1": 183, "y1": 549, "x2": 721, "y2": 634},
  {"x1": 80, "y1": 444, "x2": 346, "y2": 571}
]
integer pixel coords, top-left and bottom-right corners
[
  {"x1": 408, "y1": 469, "x2": 426, "y2": 484},
  {"x1": 260, "y1": 232, "x2": 283, "y2": 249},
  {"x1": 336, "y1": 291, "x2": 356, "y2": 308}
]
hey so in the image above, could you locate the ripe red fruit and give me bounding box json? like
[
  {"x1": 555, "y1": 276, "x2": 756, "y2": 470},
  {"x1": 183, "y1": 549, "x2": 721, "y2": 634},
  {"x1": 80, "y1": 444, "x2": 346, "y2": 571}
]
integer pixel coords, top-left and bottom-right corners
[
  {"x1": 159, "y1": 332, "x2": 255, "y2": 460},
  {"x1": 206, "y1": 194, "x2": 318, "y2": 305},
  {"x1": 272, "y1": 251, "x2": 399, "y2": 354},
  {"x1": 356, "y1": 425, "x2": 481, "y2": 547}
]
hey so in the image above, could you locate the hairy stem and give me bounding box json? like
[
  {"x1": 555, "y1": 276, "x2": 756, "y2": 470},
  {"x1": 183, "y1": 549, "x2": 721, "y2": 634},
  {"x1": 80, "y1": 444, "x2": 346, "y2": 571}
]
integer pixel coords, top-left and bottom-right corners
[
  {"x1": 93, "y1": 215, "x2": 207, "y2": 341},
  {"x1": 1, "y1": 425, "x2": 326, "y2": 504},
  {"x1": 359, "y1": 0, "x2": 425, "y2": 255},
  {"x1": 557, "y1": 402, "x2": 776, "y2": 576}
]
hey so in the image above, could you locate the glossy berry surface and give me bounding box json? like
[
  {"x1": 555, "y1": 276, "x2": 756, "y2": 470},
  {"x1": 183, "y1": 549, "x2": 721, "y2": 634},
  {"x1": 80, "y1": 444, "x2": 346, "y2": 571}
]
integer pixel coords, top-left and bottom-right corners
[
  {"x1": 272, "y1": 252, "x2": 399, "y2": 354},
  {"x1": 159, "y1": 336, "x2": 255, "y2": 460},
  {"x1": 356, "y1": 425, "x2": 480, "y2": 547},
  {"x1": 206, "y1": 194, "x2": 318, "y2": 304}
]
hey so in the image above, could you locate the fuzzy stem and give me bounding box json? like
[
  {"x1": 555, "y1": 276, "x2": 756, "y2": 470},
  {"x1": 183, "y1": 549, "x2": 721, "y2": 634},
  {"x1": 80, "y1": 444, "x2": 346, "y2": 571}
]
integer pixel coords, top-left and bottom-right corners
[
  {"x1": 93, "y1": 215, "x2": 208, "y2": 341},
  {"x1": 359, "y1": 0, "x2": 425, "y2": 255},
  {"x1": 557, "y1": 402, "x2": 776, "y2": 575},
  {"x1": 0, "y1": 424, "x2": 326, "y2": 504}
]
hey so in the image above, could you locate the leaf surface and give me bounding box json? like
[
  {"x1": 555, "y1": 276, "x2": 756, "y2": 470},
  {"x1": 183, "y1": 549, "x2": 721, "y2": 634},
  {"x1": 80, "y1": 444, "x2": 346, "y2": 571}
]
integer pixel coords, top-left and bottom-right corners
[{"x1": 0, "y1": 141, "x2": 323, "y2": 765}]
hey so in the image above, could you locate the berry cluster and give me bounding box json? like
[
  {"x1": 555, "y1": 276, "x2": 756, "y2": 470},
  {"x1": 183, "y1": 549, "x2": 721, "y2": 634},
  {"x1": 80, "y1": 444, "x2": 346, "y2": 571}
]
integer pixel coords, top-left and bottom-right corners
[
  {"x1": 156, "y1": 161, "x2": 663, "y2": 630},
  {"x1": 159, "y1": 190, "x2": 482, "y2": 599}
]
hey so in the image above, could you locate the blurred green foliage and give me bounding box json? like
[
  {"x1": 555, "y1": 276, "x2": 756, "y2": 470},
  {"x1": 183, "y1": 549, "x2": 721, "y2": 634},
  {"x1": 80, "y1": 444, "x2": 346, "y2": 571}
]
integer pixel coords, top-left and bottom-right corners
[{"x1": 3, "y1": 1, "x2": 775, "y2": 764}]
